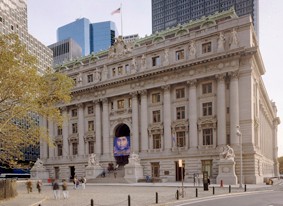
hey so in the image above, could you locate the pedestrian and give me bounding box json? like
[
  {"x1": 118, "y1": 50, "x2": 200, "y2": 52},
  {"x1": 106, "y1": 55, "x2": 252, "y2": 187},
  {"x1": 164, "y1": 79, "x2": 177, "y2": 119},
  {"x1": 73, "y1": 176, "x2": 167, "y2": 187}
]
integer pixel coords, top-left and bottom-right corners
[
  {"x1": 81, "y1": 176, "x2": 86, "y2": 189},
  {"x1": 36, "y1": 180, "x2": 42, "y2": 193},
  {"x1": 62, "y1": 179, "x2": 69, "y2": 199},
  {"x1": 26, "y1": 179, "x2": 32, "y2": 193},
  {"x1": 52, "y1": 179, "x2": 60, "y2": 199},
  {"x1": 73, "y1": 176, "x2": 78, "y2": 189}
]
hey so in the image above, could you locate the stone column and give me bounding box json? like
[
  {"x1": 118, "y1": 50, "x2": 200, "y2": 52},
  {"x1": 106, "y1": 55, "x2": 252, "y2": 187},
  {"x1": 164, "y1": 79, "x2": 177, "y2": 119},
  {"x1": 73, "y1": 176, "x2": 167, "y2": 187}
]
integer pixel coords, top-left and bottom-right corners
[
  {"x1": 102, "y1": 98, "x2": 110, "y2": 156},
  {"x1": 62, "y1": 107, "x2": 69, "y2": 157},
  {"x1": 48, "y1": 118, "x2": 55, "y2": 158},
  {"x1": 230, "y1": 71, "x2": 240, "y2": 145},
  {"x1": 78, "y1": 103, "x2": 85, "y2": 156},
  {"x1": 188, "y1": 80, "x2": 198, "y2": 148},
  {"x1": 140, "y1": 90, "x2": 148, "y2": 152},
  {"x1": 95, "y1": 100, "x2": 102, "y2": 156},
  {"x1": 131, "y1": 92, "x2": 139, "y2": 153},
  {"x1": 162, "y1": 85, "x2": 172, "y2": 151},
  {"x1": 40, "y1": 116, "x2": 48, "y2": 159},
  {"x1": 216, "y1": 74, "x2": 226, "y2": 146}
]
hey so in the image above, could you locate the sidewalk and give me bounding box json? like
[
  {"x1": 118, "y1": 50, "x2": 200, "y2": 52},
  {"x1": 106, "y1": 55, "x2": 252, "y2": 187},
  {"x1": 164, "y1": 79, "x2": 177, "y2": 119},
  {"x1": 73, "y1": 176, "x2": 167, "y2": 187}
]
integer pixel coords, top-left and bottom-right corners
[{"x1": 0, "y1": 181, "x2": 274, "y2": 206}]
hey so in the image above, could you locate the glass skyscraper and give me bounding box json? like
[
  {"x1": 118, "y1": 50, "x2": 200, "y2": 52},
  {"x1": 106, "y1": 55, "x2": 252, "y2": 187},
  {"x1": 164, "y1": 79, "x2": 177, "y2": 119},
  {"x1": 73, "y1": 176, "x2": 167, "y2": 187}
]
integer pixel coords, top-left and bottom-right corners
[
  {"x1": 57, "y1": 18, "x2": 118, "y2": 56},
  {"x1": 152, "y1": 0, "x2": 259, "y2": 35}
]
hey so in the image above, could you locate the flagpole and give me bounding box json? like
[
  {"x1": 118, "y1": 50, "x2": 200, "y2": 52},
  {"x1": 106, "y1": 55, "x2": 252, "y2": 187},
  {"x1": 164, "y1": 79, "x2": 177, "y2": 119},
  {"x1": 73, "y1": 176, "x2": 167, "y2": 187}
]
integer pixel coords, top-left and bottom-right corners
[{"x1": 120, "y1": 3, "x2": 123, "y2": 36}]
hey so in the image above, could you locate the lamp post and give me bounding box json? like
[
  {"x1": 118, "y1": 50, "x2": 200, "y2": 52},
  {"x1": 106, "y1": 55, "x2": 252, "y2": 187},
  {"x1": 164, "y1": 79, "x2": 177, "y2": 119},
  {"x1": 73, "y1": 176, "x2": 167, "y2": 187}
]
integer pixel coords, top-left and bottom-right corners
[
  {"x1": 236, "y1": 125, "x2": 243, "y2": 188},
  {"x1": 178, "y1": 159, "x2": 184, "y2": 197}
]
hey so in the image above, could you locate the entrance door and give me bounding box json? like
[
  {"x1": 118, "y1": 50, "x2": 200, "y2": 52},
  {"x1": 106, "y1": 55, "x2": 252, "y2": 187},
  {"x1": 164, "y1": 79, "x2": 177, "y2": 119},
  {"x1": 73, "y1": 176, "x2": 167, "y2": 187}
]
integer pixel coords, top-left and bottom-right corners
[
  {"x1": 175, "y1": 161, "x2": 185, "y2": 181},
  {"x1": 70, "y1": 166, "x2": 75, "y2": 180},
  {"x1": 54, "y1": 167, "x2": 60, "y2": 179}
]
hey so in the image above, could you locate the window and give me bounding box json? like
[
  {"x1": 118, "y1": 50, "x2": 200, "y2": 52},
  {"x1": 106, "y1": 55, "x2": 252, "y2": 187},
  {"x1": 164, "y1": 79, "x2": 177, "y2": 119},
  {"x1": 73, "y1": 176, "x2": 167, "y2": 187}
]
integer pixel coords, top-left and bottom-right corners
[
  {"x1": 87, "y1": 106, "x2": 94, "y2": 114},
  {"x1": 118, "y1": 66, "x2": 123, "y2": 75},
  {"x1": 128, "y1": 98, "x2": 132, "y2": 108},
  {"x1": 72, "y1": 143, "x2": 78, "y2": 155},
  {"x1": 71, "y1": 109, "x2": 77, "y2": 117},
  {"x1": 72, "y1": 123, "x2": 78, "y2": 133},
  {"x1": 176, "y1": 106, "x2": 185, "y2": 120},
  {"x1": 152, "y1": 56, "x2": 161, "y2": 66},
  {"x1": 152, "y1": 93, "x2": 161, "y2": 103},
  {"x1": 202, "y1": 42, "x2": 212, "y2": 53},
  {"x1": 151, "y1": 162, "x2": 160, "y2": 178},
  {"x1": 57, "y1": 144, "x2": 62, "y2": 156},
  {"x1": 57, "y1": 126, "x2": 62, "y2": 136},
  {"x1": 88, "y1": 121, "x2": 94, "y2": 131},
  {"x1": 117, "y1": 99, "x2": 125, "y2": 109},
  {"x1": 175, "y1": 49, "x2": 185, "y2": 60},
  {"x1": 203, "y1": 128, "x2": 213, "y2": 145},
  {"x1": 111, "y1": 101, "x2": 114, "y2": 110},
  {"x1": 176, "y1": 88, "x2": 185, "y2": 99},
  {"x1": 202, "y1": 160, "x2": 212, "y2": 177},
  {"x1": 153, "y1": 110, "x2": 161, "y2": 123},
  {"x1": 153, "y1": 134, "x2": 161, "y2": 149},
  {"x1": 89, "y1": 141, "x2": 94, "y2": 154},
  {"x1": 87, "y1": 74, "x2": 93, "y2": 83},
  {"x1": 202, "y1": 102, "x2": 212, "y2": 116},
  {"x1": 176, "y1": 131, "x2": 186, "y2": 147},
  {"x1": 202, "y1": 83, "x2": 212, "y2": 94},
  {"x1": 112, "y1": 68, "x2": 116, "y2": 77},
  {"x1": 125, "y1": 64, "x2": 130, "y2": 73}
]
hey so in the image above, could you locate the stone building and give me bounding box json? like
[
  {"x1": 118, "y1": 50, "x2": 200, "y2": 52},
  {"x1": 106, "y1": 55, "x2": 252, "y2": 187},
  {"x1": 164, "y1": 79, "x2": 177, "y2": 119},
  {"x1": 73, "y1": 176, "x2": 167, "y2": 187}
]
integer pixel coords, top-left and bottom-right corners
[{"x1": 41, "y1": 9, "x2": 280, "y2": 184}]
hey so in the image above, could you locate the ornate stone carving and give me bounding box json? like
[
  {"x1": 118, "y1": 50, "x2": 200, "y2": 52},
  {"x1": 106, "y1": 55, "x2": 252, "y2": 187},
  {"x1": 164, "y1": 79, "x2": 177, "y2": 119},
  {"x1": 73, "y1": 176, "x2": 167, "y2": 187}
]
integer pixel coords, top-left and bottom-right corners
[
  {"x1": 141, "y1": 54, "x2": 146, "y2": 70},
  {"x1": 220, "y1": 145, "x2": 235, "y2": 161},
  {"x1": 230, "y1": 28, "x2": 239, "y2": 49},
  {"x1": 189, "y1": 41, "x2": 196, "y2": 59},
  {"x1": 215, "y1": 73, "x2": 226, "y2": 82},
  {"x1": 217, "y1": 32, "x2": 225, "y2": 52},
  {"x1": 187, "y1": 79, "x2": 197, "y2": 86},
  {"x1": 88, "y1": 153, "x2": 100, "y2": 167},
  {"x1": 108, "y1": 36, "x2": 131, "y2": 59},
  {"x1": 131, "y1": 57, "x2": 137, "y2": 74},
  {"x1": 163, "y1": 48, "x2": 169, "y2": 66}
]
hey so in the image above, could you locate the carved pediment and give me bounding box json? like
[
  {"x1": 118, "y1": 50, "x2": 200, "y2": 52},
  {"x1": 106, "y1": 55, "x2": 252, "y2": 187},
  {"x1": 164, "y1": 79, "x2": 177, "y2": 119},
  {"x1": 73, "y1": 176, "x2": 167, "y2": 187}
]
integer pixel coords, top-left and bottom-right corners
[
  {"x1": 172, "y1": 120, "x2": 189, "y2": 132},
  {"x1": 198, "y1": 116, "x2": 217, "y2": 130},
  {"x1": 55, "y1": 135, "x2": 63, "y2": 145},
  {"x1": 148, "y1": 123, "x2": 164, "y2": 135},
  {"x1": 108, "y1": 36, "x2": 131, "y2": 59},
  {"x1": 68, "y1": 133, "x2": 79, "y2": 143},
  {"x1": 84, "y1": 131, "x2": 96, "y2": 142}
]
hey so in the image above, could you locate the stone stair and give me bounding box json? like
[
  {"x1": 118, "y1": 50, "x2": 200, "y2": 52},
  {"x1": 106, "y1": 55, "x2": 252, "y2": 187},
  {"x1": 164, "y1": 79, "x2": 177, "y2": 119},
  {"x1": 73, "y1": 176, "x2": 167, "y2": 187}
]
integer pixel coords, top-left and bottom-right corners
[{"x1": 87, "y1": 165, "x2": 128, "y2": 184}]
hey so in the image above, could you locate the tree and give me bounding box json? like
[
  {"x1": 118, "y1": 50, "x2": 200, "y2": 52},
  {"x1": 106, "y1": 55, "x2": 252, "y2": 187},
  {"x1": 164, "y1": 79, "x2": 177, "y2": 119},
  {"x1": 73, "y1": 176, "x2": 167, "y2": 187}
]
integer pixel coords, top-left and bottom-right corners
[{"x1": 0, "y1": 34, "x2": 74, "y2": 167}]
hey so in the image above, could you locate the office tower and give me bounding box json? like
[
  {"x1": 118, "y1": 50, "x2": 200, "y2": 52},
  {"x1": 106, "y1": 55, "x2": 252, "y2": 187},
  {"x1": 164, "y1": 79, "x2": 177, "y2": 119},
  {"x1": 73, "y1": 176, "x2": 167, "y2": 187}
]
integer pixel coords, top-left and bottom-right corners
[
  {"x1": 0, "y1": 0, "x2": 53, "y2": 164},
  {"x1": 57, "y1": 18, "x2": 118, "y2": 56},
  {"x1": 0, "y1": 0, "x2": 52, "y2": 73},
  {"x1": 57, "y1": 18, "x2": 90, "y2": 56},
  {"x1": 42, "y1": 10, "x2": 279, "y2": 184},
  {"x1": 152, "y1": 0, "x2": 259, "y2": 35},
  {"x1": 90, "y1": 21, "x2": 118, "y2": 54},
  {"x1": 48, "y1": 38, "x2": 82, "y2": 66}
]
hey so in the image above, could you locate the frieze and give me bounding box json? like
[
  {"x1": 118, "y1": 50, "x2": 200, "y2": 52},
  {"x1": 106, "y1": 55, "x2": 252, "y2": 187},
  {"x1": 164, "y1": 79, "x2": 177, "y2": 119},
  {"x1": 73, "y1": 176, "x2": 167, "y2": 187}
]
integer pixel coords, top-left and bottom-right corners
[
  {"x1": 84, "y1": 131, "x2": 96, "y2": 142},
  {"x1": 68, "y1": 133, "x2": 79, "y2": 143}
]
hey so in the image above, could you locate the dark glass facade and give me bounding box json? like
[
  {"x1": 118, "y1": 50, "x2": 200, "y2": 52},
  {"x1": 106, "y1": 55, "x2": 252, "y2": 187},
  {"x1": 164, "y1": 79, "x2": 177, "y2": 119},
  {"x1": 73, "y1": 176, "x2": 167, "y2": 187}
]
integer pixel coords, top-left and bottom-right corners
[{"x1": 152, "y1": 0, "x2": 258, "y2": 34}]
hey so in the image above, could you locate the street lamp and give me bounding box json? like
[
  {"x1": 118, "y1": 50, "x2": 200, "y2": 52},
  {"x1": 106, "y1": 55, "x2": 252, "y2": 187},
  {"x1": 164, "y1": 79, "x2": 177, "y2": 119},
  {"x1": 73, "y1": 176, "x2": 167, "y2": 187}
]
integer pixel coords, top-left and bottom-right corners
[
  {"x1": 178, "y1": 159, "x2": 184, "y2": 197},
  {"x1": 236, "y1": 125, "x2": 243, "y2": 188}
]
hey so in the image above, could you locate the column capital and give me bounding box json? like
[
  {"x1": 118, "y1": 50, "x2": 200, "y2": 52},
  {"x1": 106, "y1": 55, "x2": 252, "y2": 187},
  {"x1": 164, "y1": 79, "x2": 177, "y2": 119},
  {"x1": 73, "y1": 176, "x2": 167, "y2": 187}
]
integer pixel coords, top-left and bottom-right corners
[
  {"x1": 76, "y1": 103, "x2": 84, "y2": 108},
  {"x1": 215, "y1": 73, "x2": 226, "y2": 82},
  {"x1": 60, "y1": 106, "x2": 67, "y2": 112},
  {"x1": 130, "y1": 91, "x2": 138, "y2": 97},
  {"x1": 93, "y1": 99, "x2": 101, "y2": 104},
  {"x1": 187, "y1": 79, "x2": 197, "y2": 86},
  {"x1": 161, "y1": 84, "x2": 170, "y2": 91},
  {"x1": 101, "y1": 98, "x2": 108, "y2": 104},
  {"x1": 228, "y1": 71, "x2": 239, "y2": 80},
  {"x1": 139, "y1": 89, "x2": 147, "y2": 96}
]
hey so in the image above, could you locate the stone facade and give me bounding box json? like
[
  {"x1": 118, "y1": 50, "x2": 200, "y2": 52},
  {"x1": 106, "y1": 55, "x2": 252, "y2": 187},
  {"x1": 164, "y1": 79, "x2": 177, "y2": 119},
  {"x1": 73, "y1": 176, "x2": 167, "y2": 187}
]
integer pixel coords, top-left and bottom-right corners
[{"x1": 40, "y1": 9, "x2": 280, "y2": 184}]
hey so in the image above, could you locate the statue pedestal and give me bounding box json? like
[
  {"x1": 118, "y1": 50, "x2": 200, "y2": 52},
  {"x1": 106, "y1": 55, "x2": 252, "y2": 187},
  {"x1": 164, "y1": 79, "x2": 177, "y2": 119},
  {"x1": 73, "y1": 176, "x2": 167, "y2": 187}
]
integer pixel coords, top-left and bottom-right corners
[
  {"x1": 85, "y1": 165, "x2": 103, "y2": 179},
  {"x1": 216, "y1": 159, "x2": 238, "y2": 185},
  {"x1": 124, "y1": 163, "x2": 143, "y2": 183},
  {"x1": 124, "y1": 153, "x2": 143, "y2": 183},
  {"x1": 30, "y1": 168, "x2": 49, "y2": 181}
]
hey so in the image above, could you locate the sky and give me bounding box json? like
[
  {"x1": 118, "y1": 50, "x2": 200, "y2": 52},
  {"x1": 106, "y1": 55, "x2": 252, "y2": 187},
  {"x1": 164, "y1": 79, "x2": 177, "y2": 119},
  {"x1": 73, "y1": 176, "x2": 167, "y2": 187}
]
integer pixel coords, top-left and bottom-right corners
[{"x1": 27, "y1": 0, "x2": 283, "y2": 156}]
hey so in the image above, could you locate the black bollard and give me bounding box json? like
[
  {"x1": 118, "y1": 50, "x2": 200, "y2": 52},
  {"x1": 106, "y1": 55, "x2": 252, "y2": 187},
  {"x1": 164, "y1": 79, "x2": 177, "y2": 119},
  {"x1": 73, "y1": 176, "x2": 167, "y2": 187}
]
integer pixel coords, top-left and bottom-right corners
[
  {"x1": 196, "y1": 188, "x2": 198, "y2": 197},
  {"x1": 176, "y1": 189, "x2": 179, "y2": 200},
  {"x1": 156, "y1": 192, "x2": 158, "y2": 204},
  {"x1": 213, "y1": 186, "x2": 215, "y2": 195},
  {"x1": 229, "y1": 185, "x2": 231, "y2": 193},
  {"x1": 128, "y1": 195, "x2": 131, "y2": 206},
  {"x1": 90, "y1": 199, "x2": 94, "y2": 206},
  {"x1": 244, "y1": 184, "x2": 247, "y2": 192}
]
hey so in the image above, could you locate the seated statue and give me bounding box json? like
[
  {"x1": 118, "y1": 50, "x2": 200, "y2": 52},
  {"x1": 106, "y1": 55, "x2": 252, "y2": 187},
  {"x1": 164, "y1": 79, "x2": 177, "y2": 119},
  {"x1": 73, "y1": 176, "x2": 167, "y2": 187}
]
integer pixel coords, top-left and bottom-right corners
[
  {"x1": 128, "y1": 152, "x2": 141, "y2": 165},
  {"x1": 88, "y1": 153, "x2": 99, "y2": 166},
  {"x1": 34, "y1": 158, "x2": 44, "y2": 168},
  {"x1": 220, "y1": 145, "x2": 235, "y2": 161}
]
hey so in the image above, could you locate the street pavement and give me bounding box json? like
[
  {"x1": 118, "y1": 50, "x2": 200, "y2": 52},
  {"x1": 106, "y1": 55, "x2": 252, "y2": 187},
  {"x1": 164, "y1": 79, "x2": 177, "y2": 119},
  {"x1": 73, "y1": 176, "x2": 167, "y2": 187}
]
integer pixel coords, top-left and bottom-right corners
[{"x1": 0, "y1": 180, "x2": 277, "y2": 206}]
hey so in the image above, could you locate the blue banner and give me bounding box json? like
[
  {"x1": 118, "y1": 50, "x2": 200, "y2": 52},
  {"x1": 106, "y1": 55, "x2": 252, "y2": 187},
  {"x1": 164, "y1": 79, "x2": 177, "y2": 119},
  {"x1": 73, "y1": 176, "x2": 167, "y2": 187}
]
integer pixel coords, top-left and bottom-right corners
[{"x1": 113, "y1": 136, "x2": 130, "y2": 156}]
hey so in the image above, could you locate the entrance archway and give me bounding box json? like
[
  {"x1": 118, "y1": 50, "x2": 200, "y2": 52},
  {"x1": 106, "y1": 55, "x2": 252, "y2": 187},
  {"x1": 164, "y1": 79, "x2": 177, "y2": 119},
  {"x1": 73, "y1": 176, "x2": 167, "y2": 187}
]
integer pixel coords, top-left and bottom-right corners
[{"x1": 114, "y1": 124, "x2": 130, "y2": 165}]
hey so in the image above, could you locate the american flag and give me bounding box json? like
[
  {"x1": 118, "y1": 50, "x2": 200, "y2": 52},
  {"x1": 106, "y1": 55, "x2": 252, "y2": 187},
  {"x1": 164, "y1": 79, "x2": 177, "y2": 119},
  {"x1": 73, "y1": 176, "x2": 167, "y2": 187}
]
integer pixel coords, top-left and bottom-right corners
[{"x1": 111, "y1": 7, "x2": 121, "y2": 15}]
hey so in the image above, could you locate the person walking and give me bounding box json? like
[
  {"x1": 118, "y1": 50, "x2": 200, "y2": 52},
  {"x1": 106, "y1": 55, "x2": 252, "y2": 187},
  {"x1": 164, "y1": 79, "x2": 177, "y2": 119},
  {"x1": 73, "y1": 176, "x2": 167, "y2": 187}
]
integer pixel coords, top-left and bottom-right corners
[
  {"x1": 81, "y1": 176, "x2": 86, "y2": 189},
  {"x1": 52, "y1": 179, "x2": 60, "y2": 199},
  {"x1": 62, "y1": 179, "x2": 69, "y2": 199},
  {"x1": 36, "y1": 180, "x2": 42, "y2": 193},
  {"x1": 26, "y1": 179, "x2": 32, "y2": 193}
]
